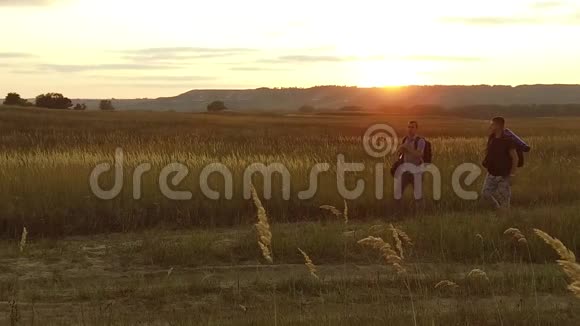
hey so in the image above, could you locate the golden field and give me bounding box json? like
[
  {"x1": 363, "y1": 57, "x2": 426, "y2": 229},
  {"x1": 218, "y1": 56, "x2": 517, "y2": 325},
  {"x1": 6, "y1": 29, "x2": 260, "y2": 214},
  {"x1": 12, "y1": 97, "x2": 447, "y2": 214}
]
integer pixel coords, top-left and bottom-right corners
[{"x1": 1, "y1": 105, "x2": 579, "y2": 325}]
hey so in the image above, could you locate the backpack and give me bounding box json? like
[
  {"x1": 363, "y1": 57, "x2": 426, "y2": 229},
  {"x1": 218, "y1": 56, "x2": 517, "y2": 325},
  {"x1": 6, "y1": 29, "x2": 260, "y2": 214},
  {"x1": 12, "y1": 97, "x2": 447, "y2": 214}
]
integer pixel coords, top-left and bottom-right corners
[
  {"x1": 403, "y1": 136, "x2": 432, "y2": 164},
  {"x1": 516, "y1": 150, "x2": 525, "y2": 168},
  {"x1": 485, "y1": 131, "x2": 530, "y2": 168},
  {"x1": 504, "y1": 128, "x2": 530, "y2": 168},
  {"x1": 390, "y1": 136, "x2": 432, "y2": 176}
]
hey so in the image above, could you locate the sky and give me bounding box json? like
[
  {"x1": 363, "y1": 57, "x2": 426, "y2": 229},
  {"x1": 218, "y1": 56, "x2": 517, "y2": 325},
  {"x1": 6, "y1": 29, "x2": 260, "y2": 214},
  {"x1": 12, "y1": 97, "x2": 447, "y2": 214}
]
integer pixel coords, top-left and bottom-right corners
[{"x1": 1, "y1": 0, "x2": 580, "y2": 98}]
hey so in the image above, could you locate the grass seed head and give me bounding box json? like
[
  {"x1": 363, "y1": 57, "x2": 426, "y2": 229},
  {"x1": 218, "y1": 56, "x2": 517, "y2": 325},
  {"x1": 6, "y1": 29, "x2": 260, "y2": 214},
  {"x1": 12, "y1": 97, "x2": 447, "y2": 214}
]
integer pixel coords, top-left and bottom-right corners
[
  {"x1": 534, "y1": 229, "x2": 580, "y2": 299},
  {"x1": 435, "y1": 280, "x2": 459, "y2": 290},
  {"x1": 395, "y1": 228, "x2": 413, "y2": 247},
  {"x1": 319, "y1": 205, "x2": 341, "y2": 218},
  {"x1": 389, "y1": 224, "x2": 404, "y2": 259},
  {"x1": 368, "y1": 224, "x2": 385, "y2": 234},
  {"x1": 19, "y1": 227, "x2": 28, "y2": 253},
  {"x1": 467, "y1": 269, "x2": 489, "y2": 282},
  {"x1": 568, "y1": 281, "x2": 580, "y2": 298},
  {"x1": 534, "y1": 229, "x2": 576, "y2": 262},
  {"x1": 343, "y1": 199, "x2": 348, "y2": 224},
  {"x1": 251, "y1": 184, "x2": 273, "y2": 264},
  {"x1": 558, "y1": 260, "x2": 580, "y2": 279},
  {"x1": 358, "y1": 236, "x2": 405, "y2": 274},
  {"x1": 298, "y1": 248, "x2": 319, "y2": 280},
  {"x1": 504, "y1": 227, "x2": 527, "y2": 246},
  {"x1": 258, "y1": 242, "x2": 273, "y2": 264}
]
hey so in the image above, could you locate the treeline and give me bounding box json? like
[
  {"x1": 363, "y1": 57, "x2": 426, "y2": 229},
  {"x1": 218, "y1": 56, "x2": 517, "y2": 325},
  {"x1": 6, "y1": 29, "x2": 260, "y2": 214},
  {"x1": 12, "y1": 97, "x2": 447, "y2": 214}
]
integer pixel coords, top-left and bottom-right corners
[
  {"x1": 2, "y1": 92, "x2": 115, "y2": 111},
  {"x1": 375, "y1": 104, "x2": 580, "y2": 118},
  {"x1": 300, "y1": 103, "x2": 580, "y2": 118}
]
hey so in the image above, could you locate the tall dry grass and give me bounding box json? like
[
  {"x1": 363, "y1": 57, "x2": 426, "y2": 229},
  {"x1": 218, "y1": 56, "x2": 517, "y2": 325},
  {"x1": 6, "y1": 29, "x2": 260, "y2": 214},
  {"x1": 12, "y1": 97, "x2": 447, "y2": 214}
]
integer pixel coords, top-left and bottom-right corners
[
  {"x1": 251, "y1": 185, "x2": 273, "y2": 263},
  {"x1": 19, "y1": 227, "x2": 27, "y2": 253},
  {"x1": 1, "y1": 107, "x2": 580, "y2": 237},
  {"x1": 297, "y1": 248, "x2": 319, "y2": 280},
  {"x1": 358, "y1": 236, "x2": 405, "y2": 274},
  {"x1": 534, "y1": 228, "x2": 580, "y2": 298}
]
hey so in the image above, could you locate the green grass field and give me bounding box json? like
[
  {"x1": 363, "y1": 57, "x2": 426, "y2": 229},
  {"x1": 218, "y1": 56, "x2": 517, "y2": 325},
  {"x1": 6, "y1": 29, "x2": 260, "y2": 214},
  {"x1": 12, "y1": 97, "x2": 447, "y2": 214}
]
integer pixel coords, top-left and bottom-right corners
[{"x1": 1, "y1": 105, "x2": 579, "y2": 325}]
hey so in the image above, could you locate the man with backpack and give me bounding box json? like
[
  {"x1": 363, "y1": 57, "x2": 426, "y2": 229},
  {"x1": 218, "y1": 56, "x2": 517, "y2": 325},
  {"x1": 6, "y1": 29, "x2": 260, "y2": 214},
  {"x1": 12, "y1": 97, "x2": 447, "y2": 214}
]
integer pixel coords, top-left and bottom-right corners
[
  {"x1": 482, "y1": 116, "x2": 521, "y2": 214},
  {"x1": 392, "y1": 120, "x2": 431, "y2": 212}
]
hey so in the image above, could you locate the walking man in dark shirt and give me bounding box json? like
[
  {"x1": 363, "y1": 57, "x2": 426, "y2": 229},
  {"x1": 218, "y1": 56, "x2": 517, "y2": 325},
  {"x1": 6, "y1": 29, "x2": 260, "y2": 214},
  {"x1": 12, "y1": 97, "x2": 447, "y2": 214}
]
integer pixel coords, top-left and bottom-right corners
[{"x1": 482, "y1": 117, "x2": 519, "y2": 213}]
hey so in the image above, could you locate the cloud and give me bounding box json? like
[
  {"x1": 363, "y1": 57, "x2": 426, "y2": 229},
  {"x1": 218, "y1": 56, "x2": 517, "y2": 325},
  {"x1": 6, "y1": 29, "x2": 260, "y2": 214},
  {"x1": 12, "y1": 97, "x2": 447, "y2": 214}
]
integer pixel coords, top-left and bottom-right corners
[
  {"x1": 9, "y1": 69, "x2": 40, "y2": 74},
  {"x1": 259, "y1": 54, "x2": 479, "y2": 64},
  {"x1": 260, "y1": 54, "x2": 383, "y2": 64},
  {"x1": 89, "y1": 82, "x2": 213, "y2": 89},
  {"x1": 275, "y1": 55, "x2": 355, "y2": 63},
  {"x1": 37, "y1": 63, "x2": 182, "y2": 73},
  {"x1": 442, "y1": 13, "x2": 580, "y2": 25},
  {"x1": 7, "y1": 47, "x2": 262, "y2": 75},
  {"x1": 122, "y1": 47, "x2": 257, "y2": 54},
  {"x1": 230, "y1": 66, "x2": 292, "y2": 72},
  {"x1": 440, "y1": 16, "x2": 542, "y2": 25},
  {"x1": 442, "y1": 1, "x2": 580, "y2": 26},
  {"x1": 403, "y1": 55, "x2": 483, "y2": 62},
  {"x1": 0, "y1": 0, "x2": 59, "y2": 6},
  {"x1": 92, "y1": 75, "x2": 216, "y2": 82},
  {"x1": 120, "y1": 47, "x2": 258, "y2": 62},
  {"x1": 0, "y1": 52, "x2": 34, "y2": 58},
  {"x1": 530, "y1": 1, "x2": 567, "y2": 10},
  {"x1": 123, "y1": 53, "x2": 240, "y2": 62}
]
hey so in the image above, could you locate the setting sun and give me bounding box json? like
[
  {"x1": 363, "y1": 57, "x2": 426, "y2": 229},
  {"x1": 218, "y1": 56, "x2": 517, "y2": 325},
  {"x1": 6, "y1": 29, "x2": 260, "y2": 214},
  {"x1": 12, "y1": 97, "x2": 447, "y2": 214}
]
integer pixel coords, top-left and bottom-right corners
[{"x1": 353, "y1": 60, "x2": 428, "y2": 87}]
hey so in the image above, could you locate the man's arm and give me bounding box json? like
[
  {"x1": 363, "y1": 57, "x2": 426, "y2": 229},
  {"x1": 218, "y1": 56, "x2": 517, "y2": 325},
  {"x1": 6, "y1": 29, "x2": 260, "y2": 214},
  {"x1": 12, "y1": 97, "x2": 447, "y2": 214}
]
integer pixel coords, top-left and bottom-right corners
[
  {"x1": 396, "y1": 137, "x2": 408, "y2": 156},
  {"x1": 396, "y1": 144, "x2": 405, "y2": 156},
  {"x1": 509, "y1": 148, "x2": 518, "y2": 176},
  {"x1": 405, "y1": 139, "x2": 425, "y2": 159}
]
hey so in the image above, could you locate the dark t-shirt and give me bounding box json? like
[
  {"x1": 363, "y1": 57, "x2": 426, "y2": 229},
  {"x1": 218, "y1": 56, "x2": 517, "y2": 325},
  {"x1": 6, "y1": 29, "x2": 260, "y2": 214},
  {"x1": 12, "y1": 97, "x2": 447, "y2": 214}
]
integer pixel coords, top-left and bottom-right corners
[{"x1": 484, "y1": 135, "x2": 516, "y2": 177}]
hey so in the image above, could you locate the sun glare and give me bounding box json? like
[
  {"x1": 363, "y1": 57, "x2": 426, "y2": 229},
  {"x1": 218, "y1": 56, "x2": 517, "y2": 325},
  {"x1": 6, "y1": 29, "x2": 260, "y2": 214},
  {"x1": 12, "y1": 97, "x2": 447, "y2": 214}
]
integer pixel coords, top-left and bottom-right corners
[{"x1": 353, "y1": 61, "x2": 426, "y2": 87}]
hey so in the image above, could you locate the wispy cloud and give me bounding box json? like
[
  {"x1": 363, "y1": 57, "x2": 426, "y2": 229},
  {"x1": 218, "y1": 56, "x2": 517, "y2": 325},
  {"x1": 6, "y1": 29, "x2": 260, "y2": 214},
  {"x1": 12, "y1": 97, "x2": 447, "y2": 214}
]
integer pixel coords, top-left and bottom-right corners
[
  {"x1": 9, "y1": 69, "x2": 40, "y2": 74},
  {"x1": 260, "y1": 54, "x2": 387, "y2": 64},
  {"x1": 230, "y1": 66, "x2": 292, "y2": 72},
  {"x1": 120, "y1": 47, "x2": 259, "y2": 62},
  {"x1": 37, "y1": 63, "x2": 182, "y2": 72},
  {"x1": 441, "y1": 16, "x2": 542, "y2": 25},
  {"x1": 280, "y1": 55, "x2": 350, "y2": 62},
  {"x1": 0, "y1": 0, "x2": 60, "y2": 6},
  {"x1": 123, "y1": 53, "x2": 242, "y2": 62},
  {"x1": 91, "y1": 75, "x2": 216, "y2": 82},
  {"x1": 90, "y1": 82, "x2": 214, "y2": 89},
  {"x1": 0, "y1": 52, "x2": 34, "y2": 58},
  {"x1": 121, "y1": 47, "x2": 257, "y2": 55},
  {"x1": 259, "y1": 54, "x2": 480, "y2": 64},
  {"x1": 273, "y1": 55, "x2": 356, "y2": 63},
  {"x1": 442, "y1": 14, "x2": 580, "y2": 25},
  {"x1": 403, "y1": 55, "x2": 483, "y2": 62},
  {"x1": 530, "y1": 1, "x2": 567, "y2": 10},
  {"x1": 442, "y1": 1, "x2": 580, "y2": 26}
]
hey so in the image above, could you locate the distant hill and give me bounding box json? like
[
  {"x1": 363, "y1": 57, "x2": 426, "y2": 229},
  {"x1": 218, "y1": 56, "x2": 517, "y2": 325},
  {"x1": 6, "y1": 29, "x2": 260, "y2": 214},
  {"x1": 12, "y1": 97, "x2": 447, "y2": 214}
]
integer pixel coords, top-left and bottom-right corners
[{"x1": 72, "y1": 85, "x2": 580, "y2": 115}]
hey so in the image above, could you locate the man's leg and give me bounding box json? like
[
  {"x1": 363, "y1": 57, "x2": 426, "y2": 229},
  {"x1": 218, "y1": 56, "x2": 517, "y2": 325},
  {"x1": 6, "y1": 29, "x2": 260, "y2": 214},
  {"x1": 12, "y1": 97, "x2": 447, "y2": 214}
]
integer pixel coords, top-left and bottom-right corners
[
  {"x1": 496, "y1": 176, "x2": 512, "y2": 209},
  {"x1": 394, "y1": 173, "x2": 412, "y2": 216},
  {"x1": 481, "y1": 174, "x2": 501, "y2": 209},
  {"x1": 411, "y1": 173, "x2": 425, "y2": 214}
]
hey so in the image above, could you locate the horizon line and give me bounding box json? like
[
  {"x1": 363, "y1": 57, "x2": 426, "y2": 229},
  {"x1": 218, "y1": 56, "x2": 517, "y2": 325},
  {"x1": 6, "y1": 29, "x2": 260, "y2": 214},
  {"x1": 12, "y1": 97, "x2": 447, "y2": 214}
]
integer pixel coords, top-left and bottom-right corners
[{"x1": 13, "y1": 83, "x2": 580, "y2": 100}]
